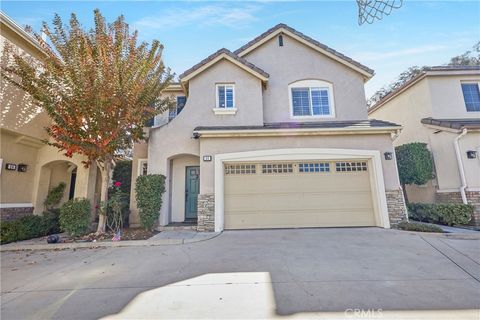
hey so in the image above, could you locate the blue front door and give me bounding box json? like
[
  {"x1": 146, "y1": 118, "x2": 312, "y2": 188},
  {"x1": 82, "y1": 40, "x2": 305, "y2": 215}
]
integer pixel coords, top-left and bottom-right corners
[{"x1": 185, "y1": 166, "x2": 200, "y2": 219}]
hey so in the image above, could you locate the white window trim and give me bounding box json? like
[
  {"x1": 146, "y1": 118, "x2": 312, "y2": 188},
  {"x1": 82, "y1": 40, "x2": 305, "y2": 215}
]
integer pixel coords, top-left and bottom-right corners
[
  {"x1": 212, "y1": 107, "x2": 238, "y2": 115},
  {"x1": 215, "y1": 84, "x2": 235, "y2": 109},
  {"x1": 137, "y1": 158, "x2": 148, "y2": 176},
  {"x1": 0, "y1": 203, "x2": 34, "y2": 208},
  {"x1": 461, "y1": 81, "x2": 480, "y2": 112},
  {"x1": 288, "y1": 79, "x2": 336, "y2": 119}
]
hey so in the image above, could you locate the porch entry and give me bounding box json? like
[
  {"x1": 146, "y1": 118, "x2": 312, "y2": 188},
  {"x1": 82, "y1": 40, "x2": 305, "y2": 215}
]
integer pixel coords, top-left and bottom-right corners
[{"x1": 185, "y1": 166, "x2": 200, "y2": 219}]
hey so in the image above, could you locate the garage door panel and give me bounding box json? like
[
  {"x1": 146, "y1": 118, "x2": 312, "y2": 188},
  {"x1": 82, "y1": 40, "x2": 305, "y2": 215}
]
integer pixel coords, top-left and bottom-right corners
[
  {"x1": 225, "y1": 191, "x2": 373, "y2": 211},
  {"x1": 224, "y1": 160, "x2": 376, "y2": 229},
  {"x1": 225, "y1": 210, "x2": 376, "y2": 229},
  {"x1": 226, "y1": 173, "x2": 370, "y2": 194}
]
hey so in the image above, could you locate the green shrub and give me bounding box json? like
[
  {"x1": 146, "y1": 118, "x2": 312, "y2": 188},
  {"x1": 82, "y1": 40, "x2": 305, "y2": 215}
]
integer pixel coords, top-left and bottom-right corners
[
  {"x1": 395, "y1": 143, "x2": 434, "y2": 186},
  {"x1": 135, "y1": 174, "x2": 166, "y2": 230},
  {"x1": 1, "y1": 220, "x2": 20, "y2": 244},
  {"x1": 408, "y1": 203, "x2": 473, "y2": 226},
  {"x1": 43, "y1": 209, "x2": 61, "y2": 234},
  {"x1": 397, "y1": 221, "x2": 443, "y2": 233},
  {"x1": 59, "y1": 198, "x2": 91, "y2": 236},
  {"x1": 0, "y1": 213, "x2": 61, "y2": 244},
  {"x1": 44, "y1": 182, "x2": 66, "y2": 210},
  {"x1": 19, "y1": 215, "x2": 45, "y2": 238}
]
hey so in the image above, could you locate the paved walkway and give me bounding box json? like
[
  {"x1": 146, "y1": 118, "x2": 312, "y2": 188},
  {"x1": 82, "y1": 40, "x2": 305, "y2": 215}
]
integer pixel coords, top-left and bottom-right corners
[
  {"x1": 0, "y1": 231, "x2": 220, "y2": 252},
  {"x1": 412, "y1": 221, "x2": 480, "y2": 234}
]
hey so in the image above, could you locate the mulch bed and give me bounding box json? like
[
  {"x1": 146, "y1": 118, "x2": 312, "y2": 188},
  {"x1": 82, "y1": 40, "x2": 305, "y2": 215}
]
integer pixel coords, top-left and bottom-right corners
[{"x1": 69, "y1": 228, "x2": 159, "y2": 242}]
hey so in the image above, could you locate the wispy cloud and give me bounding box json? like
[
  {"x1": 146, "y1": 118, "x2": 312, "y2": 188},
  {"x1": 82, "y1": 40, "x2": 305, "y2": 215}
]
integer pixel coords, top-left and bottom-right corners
[{"x1": 133, "y1": 3, "x2": 261, "y2": 32}]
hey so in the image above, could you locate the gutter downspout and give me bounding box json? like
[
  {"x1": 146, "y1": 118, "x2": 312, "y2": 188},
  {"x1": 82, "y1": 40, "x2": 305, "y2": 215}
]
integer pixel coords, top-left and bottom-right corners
[{"x1": 454, "y1": 128, "x2": 468, "y2": 204}]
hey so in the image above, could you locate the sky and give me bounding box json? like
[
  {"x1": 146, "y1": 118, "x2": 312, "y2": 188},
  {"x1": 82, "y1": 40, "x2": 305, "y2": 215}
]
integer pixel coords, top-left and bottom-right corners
[{"x1": 1, "y1": 1, "x2": 479, "y2": 97}]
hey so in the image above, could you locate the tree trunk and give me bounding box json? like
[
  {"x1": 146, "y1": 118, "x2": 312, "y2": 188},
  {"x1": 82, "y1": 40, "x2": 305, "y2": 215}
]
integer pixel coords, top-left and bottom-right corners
[
  {"x1": 401, "y1": 183, "x2": 409, "y2": 205},
  {"x1": 96, "y1": 156, "x2": 112, "y2": 234}
]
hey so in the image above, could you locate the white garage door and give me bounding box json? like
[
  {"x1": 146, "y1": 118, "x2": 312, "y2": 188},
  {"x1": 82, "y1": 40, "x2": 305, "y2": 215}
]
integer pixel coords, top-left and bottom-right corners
[{"x1": 224, "y1": 161, "x2": 376, "y2": 229}]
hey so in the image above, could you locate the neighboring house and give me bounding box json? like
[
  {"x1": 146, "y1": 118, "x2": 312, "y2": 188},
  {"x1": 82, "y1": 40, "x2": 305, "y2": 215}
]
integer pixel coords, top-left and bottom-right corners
[
  {"x1": 129, "y1": 23, "x2": 406, "y2": 232},
  {"x1": 0, "y1": 12, "x2": 104, "y2": 221},
  {"x1": 368, "y1": 66, "x2": 480, "y2": 224}
]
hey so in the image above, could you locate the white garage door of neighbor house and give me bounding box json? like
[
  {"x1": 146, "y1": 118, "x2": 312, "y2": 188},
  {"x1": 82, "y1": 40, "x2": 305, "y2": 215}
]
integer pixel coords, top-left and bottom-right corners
[{"x1": 224, "y1": 161, "x2": 376, "y2": 229}]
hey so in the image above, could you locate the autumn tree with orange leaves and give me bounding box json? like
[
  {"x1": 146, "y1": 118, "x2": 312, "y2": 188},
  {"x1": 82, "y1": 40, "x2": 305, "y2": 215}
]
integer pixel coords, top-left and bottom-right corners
[{"x1": 2, "y1": 10, "x2": 173, "y2": 233}]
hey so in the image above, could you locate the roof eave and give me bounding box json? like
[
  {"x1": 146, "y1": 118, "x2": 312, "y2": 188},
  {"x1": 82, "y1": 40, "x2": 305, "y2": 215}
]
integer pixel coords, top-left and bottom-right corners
[
  {"x1": 0, "y1": 11, "x2": 45, "y2": 55},
  {"x1": 194, "y1": 125, "x2": 402, "y2": 138},
  {"x1": 179, "y1": 53, "x2": 269, "y2": 85}
]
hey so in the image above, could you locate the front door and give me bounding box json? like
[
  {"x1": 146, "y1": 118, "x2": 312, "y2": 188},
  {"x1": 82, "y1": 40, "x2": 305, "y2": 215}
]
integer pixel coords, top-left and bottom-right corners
[{"x1": 185, "y1": 166, "x2": 200, "y2": 219}]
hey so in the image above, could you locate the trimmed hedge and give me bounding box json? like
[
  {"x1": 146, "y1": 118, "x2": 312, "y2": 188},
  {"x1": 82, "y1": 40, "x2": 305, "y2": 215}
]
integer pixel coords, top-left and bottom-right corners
[
  {"x1": 59, "y1": 198, "x2": 91, "y2": 236},
  {"x1": 408, "y1": 203, "x2": 473, "y2": 226},
  {"x1": 397, "y1": 221, "x2": 443, "y2": 233},
  {"x1": 0, "y1": 211, "x2": 61, "y2": 244},
  {"x1": 135, "y1": 174, "x2": 166, "y2": 230}
]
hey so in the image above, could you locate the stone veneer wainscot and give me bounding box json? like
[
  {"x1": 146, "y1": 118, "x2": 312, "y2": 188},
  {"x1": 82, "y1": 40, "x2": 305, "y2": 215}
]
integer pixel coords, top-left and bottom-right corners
[
  {"x1": 0, "y1": 206, "x2": 34, "y2": 222},
  {"x1": 197, "y1": 194, "x2": 215, "y2": 232},
  {"x1": 385, "y1": 189, "x2": 407, "y2": 227}
]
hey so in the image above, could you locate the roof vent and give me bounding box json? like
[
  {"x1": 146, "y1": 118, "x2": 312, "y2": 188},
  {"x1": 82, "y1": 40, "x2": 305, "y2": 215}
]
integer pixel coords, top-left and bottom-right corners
[{"x1": 278, "y1": 34, "x2": 283, "y2": 47}]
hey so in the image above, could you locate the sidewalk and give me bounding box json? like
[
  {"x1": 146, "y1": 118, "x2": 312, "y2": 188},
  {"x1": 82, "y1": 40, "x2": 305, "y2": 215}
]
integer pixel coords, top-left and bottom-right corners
[
  {"x1": 0, "y1": 231, "x2": 221, "y2": 252},
  {"x1": 411, "y1": 221, "x2": 480, "y2": 240}
]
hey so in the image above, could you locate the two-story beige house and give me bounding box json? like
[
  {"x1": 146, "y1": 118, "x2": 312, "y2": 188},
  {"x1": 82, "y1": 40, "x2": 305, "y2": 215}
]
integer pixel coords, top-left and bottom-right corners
[
  {"x1": 130, "y1": 24, "x2": 406, "y2": 232},
  {"x1": 368, "y1": 66, "x2": 480, "y2": 224},
  {"x1": 0, "y1": 12, "x2": 104, "y2": 221}
]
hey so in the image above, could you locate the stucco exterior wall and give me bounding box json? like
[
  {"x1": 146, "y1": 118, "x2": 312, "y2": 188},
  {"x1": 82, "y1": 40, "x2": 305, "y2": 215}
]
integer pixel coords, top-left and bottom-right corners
[
  {"x1": 171, "y1": 155, "x2": 200, "y2": 222},
  {"x1": 148, "y1": 60, "x2": 264, "y2": 173},
  {"x1": 404, "y1": 181, "x2": 436, "y2": 203},
  {"x1": 428, "y1": 130, "x2": 480, "y2": 191},
  {"x1": 48, "y1": 161, "x2": 72, "y2": 204},
  {"x1": 243, "y1": 34, "x2": 369, "y2": 123},
  {"x1": 1, "y1": 24, "x2": 50, "y2": 140},
  {"x1": 187, "y1": 60, "x2": 264, "y2": 126},
  {"x1": 0, "y1": 130, "x2": 39, "y2": 203},
  {"x1": 199, "y1": 133, "x2": 400, "y2": 194},
  {"x1": 368, "y1": 78, "x2": 433, "y2": 146},
  {"x1": 429, "y1": 75, "x2": 480, "y2": 119}
]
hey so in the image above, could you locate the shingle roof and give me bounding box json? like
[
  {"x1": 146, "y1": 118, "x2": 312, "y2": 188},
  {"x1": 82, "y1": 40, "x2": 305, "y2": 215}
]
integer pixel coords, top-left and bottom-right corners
[
  {"x1": 234, "y1": 23, "x2": 374, "y2": 76},
  {"x1": 421, "y1": 118, "x2": 480, "y2": 130},
  {"x1": 194, "y1": 119, "x2": 400, "y2": 132},
  {"x1": 178, "y1": 48, "x2": 269, "y2": 80},
  {"x1": 423, "y1": 66, "x2": 480, "y2": 72}
]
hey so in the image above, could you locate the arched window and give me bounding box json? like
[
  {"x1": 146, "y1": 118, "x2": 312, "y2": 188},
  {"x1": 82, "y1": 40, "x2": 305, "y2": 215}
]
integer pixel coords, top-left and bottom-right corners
[{"x1": 288, "y1": 80, "x2": 335, "y2": 118}]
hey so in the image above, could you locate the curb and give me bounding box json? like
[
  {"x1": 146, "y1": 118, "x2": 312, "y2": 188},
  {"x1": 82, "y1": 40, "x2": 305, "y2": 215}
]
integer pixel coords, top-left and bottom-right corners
[{"x1": 0, "y1": 232, "x2": 221, "y2": 252}]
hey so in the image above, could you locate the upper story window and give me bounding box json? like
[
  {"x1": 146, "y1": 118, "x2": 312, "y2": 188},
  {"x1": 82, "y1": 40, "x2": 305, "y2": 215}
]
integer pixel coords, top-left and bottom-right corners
[
  {"x1": 288, "y1": 80, "x2": 335, "y2": 118},
  {"x1": 461, "y1": 83, "x2": 480, "y2": 112},
  {"x1": 216, "y1": 84, "x2": 235, "y2": 108},
  {"x1": 169, "y1": 96, "x2": 187, "y2": 121}
]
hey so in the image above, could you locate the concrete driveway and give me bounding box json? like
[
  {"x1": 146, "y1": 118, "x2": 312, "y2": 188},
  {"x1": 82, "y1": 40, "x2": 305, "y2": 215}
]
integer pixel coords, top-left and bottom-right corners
[{"x1": 1, "y1": 228, "x2": 479, "y2": 319}]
